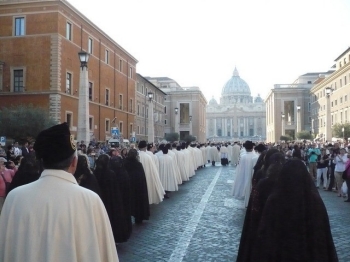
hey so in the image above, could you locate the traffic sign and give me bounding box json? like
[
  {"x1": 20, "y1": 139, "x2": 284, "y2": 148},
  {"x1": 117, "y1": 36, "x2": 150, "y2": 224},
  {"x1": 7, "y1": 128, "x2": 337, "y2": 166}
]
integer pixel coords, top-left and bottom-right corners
[
  {"x1": 131, "y1": 137, "x2": 136, "y2": 142},
  {"x1": 0, "y1": 136, "x2": 6, "y2": 146},
  {"x1": 111, "y1": 127, "x2": 119, "y2": 136}
]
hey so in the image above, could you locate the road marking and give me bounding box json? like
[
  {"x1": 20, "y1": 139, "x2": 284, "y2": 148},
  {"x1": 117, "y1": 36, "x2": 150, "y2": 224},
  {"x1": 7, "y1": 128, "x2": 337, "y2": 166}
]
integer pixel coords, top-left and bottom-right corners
[
  {"x1": 168, "y1": 167, "x2": 222, "y2": 262},
  {"x1": 227, "y1": 179, "x2": 234, "y2": 184}
]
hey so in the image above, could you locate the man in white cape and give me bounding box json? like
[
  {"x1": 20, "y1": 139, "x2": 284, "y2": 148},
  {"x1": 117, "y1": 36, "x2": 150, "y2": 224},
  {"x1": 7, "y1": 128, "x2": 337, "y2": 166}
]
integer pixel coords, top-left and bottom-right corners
[
  {"x1": 157, "y1": 147, "x2": 179, "y2": 197},
  {"x1": 231, "y1": 142, "x2": 241, "y2": 166},
  {"x1": 232, "y1": 141, "x2": 258, "y2": 207},
  {"x1": 0, "y1": 123, "x2": 118, "y2": 262},
  {"x1": 138, "y1": 141, "x2": 165, "y2": 204}
]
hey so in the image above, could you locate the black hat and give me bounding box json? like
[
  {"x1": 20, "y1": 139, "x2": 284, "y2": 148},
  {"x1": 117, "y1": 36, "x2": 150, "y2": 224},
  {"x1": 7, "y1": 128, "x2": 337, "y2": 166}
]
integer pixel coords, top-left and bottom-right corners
[
  {"x1": 34, "y1": 123, "x2": 76, "y2": 165},
  {"x1": 244, "y1": 140, "x2": 254, "y2": 150},
  {"x1": 138, "y1": 140, "x2": 147, "y2": 149}
]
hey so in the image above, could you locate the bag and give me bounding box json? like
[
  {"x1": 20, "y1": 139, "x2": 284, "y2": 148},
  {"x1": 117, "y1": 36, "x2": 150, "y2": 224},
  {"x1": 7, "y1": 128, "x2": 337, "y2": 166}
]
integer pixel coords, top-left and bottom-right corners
[
  {"x1": 342, "y1": 170, "x2": 348, "y2": 180},
  {"x1": 0, "y1": 173, "x2": 10, "y2": 195},
  {"x1": 342, "y1": 181, "x2": 348, "y2": 194}
]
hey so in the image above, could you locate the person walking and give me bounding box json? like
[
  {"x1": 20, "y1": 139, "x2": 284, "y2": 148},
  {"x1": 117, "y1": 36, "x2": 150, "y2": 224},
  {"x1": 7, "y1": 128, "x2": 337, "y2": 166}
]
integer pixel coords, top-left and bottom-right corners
[
  {"x1": 0, "y1": 123, "x2": 118, "y2": 262},
  {"x1": 307, "y1": 143, "x2": 320, "y2": 180},
  {"x1": 333, "y1": 148, "x2": 348, "y2": 197},
  {"x1": 316, "y1": 148, "x2": 330, "y2": 189}
]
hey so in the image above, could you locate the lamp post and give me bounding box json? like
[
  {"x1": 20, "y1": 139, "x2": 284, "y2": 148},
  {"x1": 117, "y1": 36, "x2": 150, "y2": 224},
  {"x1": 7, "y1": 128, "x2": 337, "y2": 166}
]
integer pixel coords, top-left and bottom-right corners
[
  {"x1": 77, "y1": 51, "x2": 90, "y2": 144},
  {"x1": 281, "y1": 112, "x2": 285, "y2": 137},
  {"x1": 189, "y1": 115, "x2": 192, "y2": 135},
  {"x1": 296, "y1": 105, "x2": 301, "y2": 134},
  {"x1": 147, "y1": 92, "x2": 154, "y2": 143},
  {"x1": 174, "y1": 107, "x2": 179, "y2": 135},
  {"x1": 325, "y1": 87, "x2": 332, "y2": 142}
]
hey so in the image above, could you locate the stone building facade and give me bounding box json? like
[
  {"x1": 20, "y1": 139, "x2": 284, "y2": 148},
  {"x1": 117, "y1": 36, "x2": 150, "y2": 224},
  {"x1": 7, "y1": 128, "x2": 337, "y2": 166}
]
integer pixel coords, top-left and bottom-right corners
[
  {"x1": 146, "y1": 77, "x2": 207, "y2": 143},
  {"x1": 310, "y1": 47, "x2": 350, "y2": 142},
  {"x1": 206, "y1": 68, "x2": 266, "y2": 141},
  {"x1": 265, "y1": 72, "x2": 333, "y2": 142},
  {"x1": 0, "y1": 0, "x2": 137, "y2": 142},
  {"x1": 135, "y1": 74, "x2": 166, "y2": 142}
]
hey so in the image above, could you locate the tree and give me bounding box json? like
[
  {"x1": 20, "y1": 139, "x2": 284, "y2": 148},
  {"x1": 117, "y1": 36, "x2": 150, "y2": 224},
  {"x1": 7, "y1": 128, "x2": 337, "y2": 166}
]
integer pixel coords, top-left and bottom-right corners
[
  {"x1": 280, "y1": 135, "x2": 292, "y2": 141},
  {"x1": 164, "y1": 132, "x2": 179, "y2": 142},
  {"x1": 296, "y1": 130, "x2": 313, "y2": 140},
  {"x1": 0, "y1": 104, "x2": 57, "y2": 143},
  {"x1": 183, "y1": 135, "x2": 196, "y2": 143},
  {"x1": 332, "y1": 123, "x2": 350, "y2": 140}
]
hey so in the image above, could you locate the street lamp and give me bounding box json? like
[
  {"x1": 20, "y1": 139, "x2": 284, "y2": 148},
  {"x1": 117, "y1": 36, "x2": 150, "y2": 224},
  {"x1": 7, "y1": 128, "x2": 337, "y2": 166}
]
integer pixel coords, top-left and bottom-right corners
[
  {"x1": 189, "y1": 115, "x2": 192, "y2": 122},
  {"x1": 296, "y1": 105, "x2": 301, "y2": 133},
  {"x1": 325, "y1": 87, "x2": 333, "y2": 141},
  {"x1": 175, "y1": 107, "x2": 178, "y2": 114},
  {"x1": 281, "y1": 112, "x2": 285, "y2": 137},
  {"x1": 77, "y1": 50, "x2": 90, "y2": 144},
  {"x1": 147, "y1": 92, "x2": 154, "y2": 143},
  {"x1": 148, "y1": 92, "x2": 153, "y2": 101}
]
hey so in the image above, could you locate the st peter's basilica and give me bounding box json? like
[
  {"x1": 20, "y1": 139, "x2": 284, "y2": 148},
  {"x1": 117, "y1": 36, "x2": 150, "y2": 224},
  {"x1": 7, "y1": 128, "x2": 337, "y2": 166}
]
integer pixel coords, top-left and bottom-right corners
[{"x1": 206, "y1": 68, "x2": 266, "y2": 141}]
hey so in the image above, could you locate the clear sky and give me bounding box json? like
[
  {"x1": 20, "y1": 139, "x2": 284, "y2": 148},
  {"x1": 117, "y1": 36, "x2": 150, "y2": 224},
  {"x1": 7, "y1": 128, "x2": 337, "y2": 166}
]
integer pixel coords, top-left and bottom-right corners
[{"x1": 68, "y1": 0, "x2": 350, "y2": 103}]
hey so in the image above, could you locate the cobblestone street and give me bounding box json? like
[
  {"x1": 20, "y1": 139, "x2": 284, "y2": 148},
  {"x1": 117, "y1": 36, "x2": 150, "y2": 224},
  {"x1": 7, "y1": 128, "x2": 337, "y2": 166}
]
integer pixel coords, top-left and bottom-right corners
[{"x1": 117, "y1": 164, "x2": 350, "y2": 262}]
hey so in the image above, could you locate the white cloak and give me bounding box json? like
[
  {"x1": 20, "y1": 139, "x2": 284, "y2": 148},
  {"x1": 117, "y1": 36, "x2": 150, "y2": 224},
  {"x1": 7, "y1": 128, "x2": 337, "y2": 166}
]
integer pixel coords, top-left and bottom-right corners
[
  {"x1": 0, "y1": 170, "x2": 118, "y2": 262},
  {"x1": 146, "y1": 150, "x2": 159, "y2": 172},
  {"x1": 157, "y1": 153, "x2": 179, "y2": 191},
  {"x1": 232, "y1": 152, "x2": 257, "y2": 202},
  {"x1": 209, "y1": 146, "x2": 220, "y2": 162},
  {"x1": 231, "y1": 144, "x2": 241, "y2": 166},
  {"x1": 167, "y1": 150, "x2": 182, "y2": 185},
  {"x1": 139, "y1": 151, "x2": 165, "y2": 204}
]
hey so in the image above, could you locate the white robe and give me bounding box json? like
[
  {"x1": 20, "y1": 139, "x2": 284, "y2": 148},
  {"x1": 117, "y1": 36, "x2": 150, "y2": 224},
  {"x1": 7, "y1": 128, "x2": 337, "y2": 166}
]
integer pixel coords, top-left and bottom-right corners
[
  {"x1": 0, "y1": 170, "x2": 118, "y2": 262},
  {"x1": 139, "y1": 151, "x2": 165, "y2": 204},
  {"x1": 232, "y1": 152, "x2": 257, "y2": 205},
  {"x1": 244, "y1": 153, "x2": 259, "y2": 207},
  {"x1": 167, "y1": 150, "x2": 182, "y2": 185},
  {"x1": 182, "y1": 148, "x2": 195, "y2": 178},
  {"x1": 146, "y1": 150, "x2": 159, "y2": 172},
  {"x1": 172, "y1": 149, "x2": 189, "y2": 181},
  {"x1": 200, "y1": 147, "x2": 207, "y2": 166},
  {"x1": 227, "y1": 145, "x2": 233, "y2": 162},
  {"x1": 231, "y1": 144, "x2": 241, "y2": 166},
  {"x1": 157, "y1": 153, "x2": 179, "y2": 191},
  {"x1": 209, "y1": 146, "x2": 220, "y2": 162}
]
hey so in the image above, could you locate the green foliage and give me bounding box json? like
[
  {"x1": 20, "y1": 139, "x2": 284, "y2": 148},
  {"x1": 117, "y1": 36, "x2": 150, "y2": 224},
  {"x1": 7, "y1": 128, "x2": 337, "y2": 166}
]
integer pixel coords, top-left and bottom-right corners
[
  {"x1": 296, "y1": 130, "x2": 313, "y2": 140},
  {"x1": 280, "y1": 135, "x2": 292, "y2": 141},
  {"x1": 0, "y1": 104, "x2": 57, "y2": 143},
  {"x1": 164, "y1": 132, "x2": 179, "y2": 142},
  {"x1": 183, "y1": 135, "x2": 196, "y2": 143},
  {"x1": 332, "y1": 123, "x2": 350, "y2": 140}
]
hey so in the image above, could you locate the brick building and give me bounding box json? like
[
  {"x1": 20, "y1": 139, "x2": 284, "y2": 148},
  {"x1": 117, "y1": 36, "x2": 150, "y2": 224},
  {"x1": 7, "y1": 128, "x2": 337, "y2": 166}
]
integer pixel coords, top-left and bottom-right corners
[{"x1": 0, "y1": 0, "x2": 137, "y2": 142}]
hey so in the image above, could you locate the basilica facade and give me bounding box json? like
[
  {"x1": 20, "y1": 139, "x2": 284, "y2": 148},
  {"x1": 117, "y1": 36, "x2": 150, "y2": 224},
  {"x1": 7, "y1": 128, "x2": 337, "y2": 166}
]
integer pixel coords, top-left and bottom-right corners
[{"x1": 206, "y1": 68, "x2": 266, "y2": 141}]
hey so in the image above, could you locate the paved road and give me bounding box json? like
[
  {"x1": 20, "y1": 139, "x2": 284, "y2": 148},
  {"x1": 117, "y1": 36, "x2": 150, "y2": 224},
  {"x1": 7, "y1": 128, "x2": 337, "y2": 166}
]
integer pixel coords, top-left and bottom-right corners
[{"x1": 117, "y1": 164, "x2": 350, "y2": 262}]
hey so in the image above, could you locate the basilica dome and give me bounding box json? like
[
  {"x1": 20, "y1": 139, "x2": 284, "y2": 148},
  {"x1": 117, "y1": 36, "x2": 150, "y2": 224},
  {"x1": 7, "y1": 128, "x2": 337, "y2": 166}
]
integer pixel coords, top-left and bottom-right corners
[
  {"x1": 208, "y1": 96, "x2": 218, "y2": 106},
  {"x1": 221, "y1": 68, "x2": 251, "y2": 96}
]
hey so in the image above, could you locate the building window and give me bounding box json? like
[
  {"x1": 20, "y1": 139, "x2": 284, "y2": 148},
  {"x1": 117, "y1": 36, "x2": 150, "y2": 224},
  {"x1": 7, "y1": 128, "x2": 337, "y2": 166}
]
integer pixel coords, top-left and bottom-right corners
[
  {"x1": 105, "y1": 89, "x2": 109, "y2": 106},
  {"x1": 137, "y1": 126, "x2": 140, "y2": 134},
  {"x1": 105, "y1": 119, "x2": 110, "y2": 132},
  {"x1": 129, "y1": 66, "x2": 133, "y2": 78},
  {"x1": 340, "y1": 97, "x2": 343, "y2": 104},
  {"x1": 146, "y1": 108, "x2": 148, "y2": 118},
  {"x1": 89, "y1": 117, "x2": 93, "y2": 130},
  {"x1": 88, "y1": 38, "x2": 93, "y2": 54},
  {"x1": 340, "y1": 79, "x2": 342, "y2": 87},
  {"x1": 66, "y1": 22, "x2": 72, "y2": 40},
  {"x1": 165, "y1": 119, "x2": 167, "y2": 125},
  {"x1": 130, "y1": 124, "x2": 133, "y2": 134},
  {"x1": 66, "y1": 72, "x2": 72, "y2": 94},
  {"x1": 141, "y1": 85, "x2": 144, "y2": 94},
  {"x1": 119, "y1": 94, "x2": 123, "y2": 109},
  {"x1": 14, "y1": 17, "x2": 25, "y2": 36},
  {"x1": 105, "y1": 50, "x2": 109, "y2": 64},
  {"x1": 335, "y1": 100, "x2": 337, "y2": 106},
  {"x1": 119, "y1": 122, "x2": 123, "y2": 134},
  {"x1": 89, "y1": 82, "x2": 93, "y2": 101},
  {"x1": 164, "y1": 106, "x2": 167, "y2": 114},
  {"x1": 345, "y1": 76, "x2": 347, "y2": 85},
  {"x1": 137, "y1": 105, "x2": 140, "y2": 115},
  {"x1": 308, "y1": 102, "x2": 311, "y2": 112},
  {"x1": 13, "y1": 69, "x2": 24, "y2": 92},
  {"x1": 119, "y1": 59, "x2": 123, "y2": 72},
  {"x1": 331, "y1": 102, "x2": 333, "y2": 107},
  {"x1": 66, "y1": 112, "x2": 72, "y2": 128},
  {"x1": 130, "y1": 99, "x2": 133, "y2": 113},
  {"x1": 145, "y1": 88, "x2": 148, "y2": 96},
  {"x1": 346, "y1": 95, "x2": 348, "y2": 102},
  {"x1": 142, "y1": 106, "x2": 145, "y2": 117}
]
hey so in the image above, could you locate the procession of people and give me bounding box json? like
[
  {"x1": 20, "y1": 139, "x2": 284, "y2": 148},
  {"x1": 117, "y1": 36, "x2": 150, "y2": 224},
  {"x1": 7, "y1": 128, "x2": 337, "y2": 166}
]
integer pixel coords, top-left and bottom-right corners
[{"x1": 0, "y1": 122, "x2": 344, "y2": 261}]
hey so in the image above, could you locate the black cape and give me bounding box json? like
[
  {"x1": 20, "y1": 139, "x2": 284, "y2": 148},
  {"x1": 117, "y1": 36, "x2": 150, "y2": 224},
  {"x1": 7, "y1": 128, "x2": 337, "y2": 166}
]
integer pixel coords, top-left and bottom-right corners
[
  {"x1": 95, "y1": 159, "x2": 132, "y2": 243},
  {"x1": 123, "y1": 157, "x2": 150, "y2": 223},
  {"x1": 251, "y1": 159, "x2": 338, "y2": 262}
]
